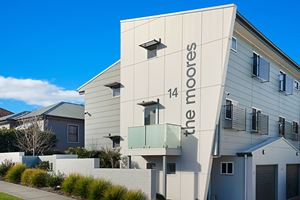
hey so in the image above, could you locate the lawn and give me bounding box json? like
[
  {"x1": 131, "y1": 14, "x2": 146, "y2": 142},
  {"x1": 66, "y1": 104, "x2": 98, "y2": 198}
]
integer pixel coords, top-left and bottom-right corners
[{"x1": 0, "y1": 193, "x2": 22, "y2": 200}]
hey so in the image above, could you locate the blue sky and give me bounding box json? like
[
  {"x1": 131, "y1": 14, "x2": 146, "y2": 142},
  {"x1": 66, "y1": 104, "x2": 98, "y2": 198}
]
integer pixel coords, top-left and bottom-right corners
[{"x1": 0, "y1": 0, "x2": 299, "y2": 113}]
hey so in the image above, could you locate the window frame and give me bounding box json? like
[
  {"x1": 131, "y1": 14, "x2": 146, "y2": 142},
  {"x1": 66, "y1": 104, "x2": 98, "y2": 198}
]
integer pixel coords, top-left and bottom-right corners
[
  {"x1": 279, "y1": 71, "x2": 287, "y2": 92},
  {"x1": 279, "y1": 116, "x2": 286, "y2": 136},
  {"x1": 231, "y1": 37, "x2": 237, "y2": 52},
  {"x1": 251, "y1": 107, "x2": 261, "y2": 132},
  {"x1": 167, "y1": 163, "x2": 176, "y2": 174},
  {"x1": 220, "y1": 162, "x2": 234, "y2": 175},
  {"x1": 67, "y1": 124, "x2": 80, "y2": 143},
  {"x1": 293, "y1": 121, "x2": 299, "y2": 134},
  {"x1": 225, "y1": 99, "x2": 233, "y2": 120},
  {"x1": 112, "y1": 87, "x2": 120, "y2": 98},
  {"x1": 294, "y1": 80, "x2": 300, "y2": 91}
]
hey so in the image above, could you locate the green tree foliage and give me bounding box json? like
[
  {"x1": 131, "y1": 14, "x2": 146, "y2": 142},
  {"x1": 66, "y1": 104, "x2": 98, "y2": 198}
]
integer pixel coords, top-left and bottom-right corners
[{"x1": 0, "y1": 128, "x2": 20, "y2": 152}]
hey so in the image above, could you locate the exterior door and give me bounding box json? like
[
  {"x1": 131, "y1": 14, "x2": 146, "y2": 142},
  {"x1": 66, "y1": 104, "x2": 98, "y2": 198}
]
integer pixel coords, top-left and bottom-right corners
[
  {"x1": 256, "y1": 165, "x2": 276, "y2": 200},
  {"x1": 286, "y1": 164, "x2": 299, "y2": 199}
]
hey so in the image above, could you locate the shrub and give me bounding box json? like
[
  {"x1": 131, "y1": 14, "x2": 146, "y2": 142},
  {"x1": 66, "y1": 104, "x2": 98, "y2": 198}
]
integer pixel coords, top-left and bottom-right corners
[
  {"x1": 61, "y1": 174, "x2": 82, "y2": 194},
  {"x1": 124, "y1": 190, "x2": 146, "y2": 200},
  {"x1": 30, "y1": 169, "x2": 49, "y2": 187},
  {"x1": 103, "y1": 185, "x2": 127, "y2": 200},
  {"x1": 0, "y1": 160, "x2": 14, "y2": 177},
  {"x1": 88, "y1": 179, "x2": 111, "y2": 200},
  {"x1": 73, "y1": 176, "x2": 93, "y2": 198},
  {"x1": 36, "y1": 161, "x2": 50, "y2": 171},
  {"x1": 21, "y1": 168, "x2": 49, "y2": 187},
  {"x1": 5, "y1": 164, "x2": 26, "y2": 183},
  {"x1": 0, "y1": 128, "x2": 20, "y2": 152},
  {"x1": 21, "y1": 169, "x2": 35, "y2": 185},
  {"x1": 47, "y1": 172, "x2": 65, "y2": 189}
]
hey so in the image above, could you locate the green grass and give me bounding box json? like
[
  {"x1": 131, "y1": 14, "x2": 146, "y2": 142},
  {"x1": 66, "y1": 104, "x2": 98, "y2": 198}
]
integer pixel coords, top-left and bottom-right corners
[{"x1": 0, "y1": 192, "x2": 22, "y2": 200}]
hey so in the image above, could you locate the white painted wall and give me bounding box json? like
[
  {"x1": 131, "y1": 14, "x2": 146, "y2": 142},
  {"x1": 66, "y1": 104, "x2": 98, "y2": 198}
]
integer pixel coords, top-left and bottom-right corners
[{"x1": 0, "y1": 152, "x2": 24, "y2": 163}]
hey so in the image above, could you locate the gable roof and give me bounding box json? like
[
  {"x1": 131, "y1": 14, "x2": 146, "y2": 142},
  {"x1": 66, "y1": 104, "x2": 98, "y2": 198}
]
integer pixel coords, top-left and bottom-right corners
[
  {"x1": 237, "y1": 137, "x2": 299, "y2": 156},
  {"x1": 0, "y1": 111, "x2": 30, "y2": 122},
  {"x1": 77, "y1": 60, "x2": 120, "y2": 92},
  {"x1": 19, "y1": 102, "x2": 84, "y2": 120},
  {"x1": 0, "y1": 108, "x2": 13, "y2": 117}
]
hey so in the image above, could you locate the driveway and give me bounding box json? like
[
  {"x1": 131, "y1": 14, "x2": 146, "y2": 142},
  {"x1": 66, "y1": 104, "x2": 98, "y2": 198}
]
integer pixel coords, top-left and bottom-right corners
[{"x1": 0, "y1": 181, "x2": 74, "y2": 200}]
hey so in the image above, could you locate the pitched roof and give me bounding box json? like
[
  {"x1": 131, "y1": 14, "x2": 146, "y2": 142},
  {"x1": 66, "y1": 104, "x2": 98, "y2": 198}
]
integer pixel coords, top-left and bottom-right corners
[
  {"x1": 0, "y1": 108, "x2": 13, "y2": 117},
  {"x1": 77, "y1": 60, "x2": 120, "y2": 92},
  {"x1": 237, "y1": 137, "x2": 299, "y2": 156},
  {"x1": 19, "y1": 102, "x2": 84, "y2": 120},
  {"x1": 0, "y1": 111, "x2": 30, "y2": 122}
]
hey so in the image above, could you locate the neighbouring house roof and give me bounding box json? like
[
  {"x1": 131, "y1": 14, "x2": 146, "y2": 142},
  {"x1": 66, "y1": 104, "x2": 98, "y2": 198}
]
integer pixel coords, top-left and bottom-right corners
[
  {"x1": 77, "y1": 60, "x2": 120, "y2": 92},
  {"x1": 0, "y1": 111, "x2": 30, "y2": 122},
  {"x1": 19, "y1": 102, "x2": 84, "y2": 120},
  {"x1": 0, "y1": 108, "x2": 13, "y2": 117},
  {"x1": 237, "y1": 137, "x2": 299, "y2": 156}
]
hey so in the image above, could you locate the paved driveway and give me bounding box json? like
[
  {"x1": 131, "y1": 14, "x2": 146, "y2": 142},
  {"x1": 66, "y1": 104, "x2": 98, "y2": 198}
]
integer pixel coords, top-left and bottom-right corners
[{"x1": 0, "y1": 181, "x2": 74, "y2": 200}]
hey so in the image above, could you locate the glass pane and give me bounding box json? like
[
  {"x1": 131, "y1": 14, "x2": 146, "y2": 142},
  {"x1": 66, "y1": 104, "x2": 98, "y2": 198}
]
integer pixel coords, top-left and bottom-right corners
[
  {"x1": 167, "y1": 163, "x2": 176, "y2": 174},
  {"x1": 227, "y1": 163, "x2": 233, "y2": 174},
  {"x1": 165, "y1": 124, "x2": 181, "y2": 148},
  {"x1": 144, "y1": 106, "x2": 156, "y2": 125},
  {"x1": 258, "y1": 57, "x2": 270, "y2": 82},
  {"x1": 146, "y1": 124, "x2": 164, "y2": 148},
  {"x1": 221, "y1": 163, "x2": 227, "y2": 174},
  {"x1": 128, "y1": 126, "x2": 145, "y2": 148},
  {"x1": 112, "y1": 88, "x2": 120, "y2": 97}
]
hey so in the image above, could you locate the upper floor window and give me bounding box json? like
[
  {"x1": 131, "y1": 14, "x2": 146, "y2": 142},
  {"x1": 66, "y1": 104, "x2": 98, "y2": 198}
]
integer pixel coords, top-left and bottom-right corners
[
  {"x1": 251, "y1": 108, "x2": 261, "y2": 132},
  {"x1": 252, "y1": 52, "x2": 270, "y2": 82},
  {"x1": 67, "y1": 124, "x2": 79, "y2": 143},
  {"x1": 294, "y1": 80, "x2": 300, "y2": 91},
  {"x1": 225, "y1": 99, "x2": 233, "y2": 120},
  {"x1": 144, "y1": 105, "x2": 157, "y2": 125},
  {"x1": 279, "y1": 71, "x2": 293, "y2": 95},
  {"x1": 231, "y1": 37, "x2": 237, "y2": 52},
  {"x1": 220, "y1": 162, "x2": 234, "y2": 175},
  {"x1": 279, "y1": 116, "x2": 286, "y2": 136},
  {"x1": 293, "y1": 121, "x2": 299, "y2": 134},
  {"x1": 104, "y1": 82, "x2": 121, "y2": 98}
]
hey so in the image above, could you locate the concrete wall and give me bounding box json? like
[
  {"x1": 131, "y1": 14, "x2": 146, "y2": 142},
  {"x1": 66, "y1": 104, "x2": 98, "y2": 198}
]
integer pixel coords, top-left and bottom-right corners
[
  {"x1": 46, "y1": 117, "x2": 84, "y2": 151},
  {"x1": 39, "y1": 154, "x2": 78, "y2": 172},
  {"x1": 120, "y1": 5, "x2": 236, "y2": 200},
  {"x1": 0, "y1": 152, "x2": 24, "y2": 163},
  {"x1": 55, "y1": 158, "x2": 100, "y2": 175},
  {"x1": 79, "y1": 61, "x2": 120, "y2": 150}
]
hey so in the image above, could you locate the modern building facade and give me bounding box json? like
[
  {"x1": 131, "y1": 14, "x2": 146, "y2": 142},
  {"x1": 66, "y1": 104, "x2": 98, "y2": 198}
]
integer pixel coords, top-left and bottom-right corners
[{"x1": 80, "y1": 4, "x2": 300, "y2": 200}]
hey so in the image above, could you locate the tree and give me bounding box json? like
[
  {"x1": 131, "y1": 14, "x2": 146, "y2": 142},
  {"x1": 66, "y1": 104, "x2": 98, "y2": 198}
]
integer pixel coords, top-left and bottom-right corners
[{"x1": 15, "y1": 117, "x2": 56, "y2": 155}]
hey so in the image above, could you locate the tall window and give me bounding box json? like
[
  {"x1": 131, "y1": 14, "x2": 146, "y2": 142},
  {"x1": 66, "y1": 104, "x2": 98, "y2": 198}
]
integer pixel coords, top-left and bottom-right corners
[
  {"x1": 253, "y1": 52, "x2": 270, "y2": 82},
  {"x1": 279, "y1": 117, "x2": 286, "y2": 136},
  {"x1": 144, "y1": 106, "x2": 157, "y2": 125},
  {"x1": 293, "y1": 121, "x2": 299, "y2": 134},
  {"x1": 68, "y1": 125, "x2": 79, "y2": 143},
  {"x1": 112, "y1": 87, "x2": 120, "y2": 97},
  {"x1": 251, "y1": 108, "x2": 261, "y2": 132},
  {"x1": 225, "y1": 99, "x2": 233, "y2": 120},
  {"x1": 231, "y1": 37, "x2": 237, "y2": 52}
]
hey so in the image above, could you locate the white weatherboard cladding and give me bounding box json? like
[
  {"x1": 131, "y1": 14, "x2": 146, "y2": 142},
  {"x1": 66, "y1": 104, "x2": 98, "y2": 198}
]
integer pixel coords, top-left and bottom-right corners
[{"x1": 120, "y1": 5, "x2": 236, "y2": 200}]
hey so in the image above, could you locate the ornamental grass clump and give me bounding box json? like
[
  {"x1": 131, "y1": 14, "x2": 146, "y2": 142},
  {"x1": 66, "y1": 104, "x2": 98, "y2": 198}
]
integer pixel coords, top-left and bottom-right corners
[
  {"x1": 124, "y1": 190, "x2": 147, "y2": 200},
  {"x1": 73, "y1": 176, "x2": 94, "y2": 198},
  {"x1": 103, "y1": 185, "x2": 127, "y2": 200},
  {"x1": 61, "y1": 173, "x2": 82, "y2": 195},
  {"x1": 88, "y1": 179, "x2": 111, "y2": 200},
  {"x1": 5, "y1": 164, "x2": 26, "y2": 183}
]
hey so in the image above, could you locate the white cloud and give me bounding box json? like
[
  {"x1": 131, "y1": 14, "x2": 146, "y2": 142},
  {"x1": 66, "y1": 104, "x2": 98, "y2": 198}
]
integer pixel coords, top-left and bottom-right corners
[{"x1": 0, "y1": 76, "x2": 83, "y2": 107}]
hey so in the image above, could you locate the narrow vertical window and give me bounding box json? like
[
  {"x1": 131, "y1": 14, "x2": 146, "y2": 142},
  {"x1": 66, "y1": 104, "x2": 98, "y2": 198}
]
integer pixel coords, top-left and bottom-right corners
[
  {"x1": 251, "y1": 108, "x2": 261, "y2": 132},
  {"x1": 144, "y1": 106, "x2": 157, "y2": 125},
  {"x1": 231, "y1": 37, "x2": 237, "y2": 52},
  {"x1": 279, "y1": 117, "x2": 286, "y2": 136},
  {"x1": 67, "y1": 124, "x2": 79, "y2": 143},
  {"x1": 225, "y1": 99, "x2": 233, "y2": 120}
]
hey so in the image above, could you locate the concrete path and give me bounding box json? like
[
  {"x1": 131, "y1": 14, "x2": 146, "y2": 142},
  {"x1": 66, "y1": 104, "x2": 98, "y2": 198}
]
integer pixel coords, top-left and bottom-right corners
[{"x1": 0, "y1": 181, "x2": 75, "y2": 200}]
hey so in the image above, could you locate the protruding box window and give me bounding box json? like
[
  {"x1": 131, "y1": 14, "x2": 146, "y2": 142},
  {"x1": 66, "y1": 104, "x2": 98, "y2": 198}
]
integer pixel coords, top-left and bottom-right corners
[{"x1": 253, "y1": 52, "x2": 270, "y2": 82}]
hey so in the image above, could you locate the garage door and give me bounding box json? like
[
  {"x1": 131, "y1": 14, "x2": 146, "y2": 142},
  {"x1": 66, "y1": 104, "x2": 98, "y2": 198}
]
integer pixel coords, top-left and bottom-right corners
[
  {"x1": 256, "y1": 165, "x2": 276, "y2": 200},
  {"x1": 287, "y1": 164, "x2": 299, "y2": 199}
]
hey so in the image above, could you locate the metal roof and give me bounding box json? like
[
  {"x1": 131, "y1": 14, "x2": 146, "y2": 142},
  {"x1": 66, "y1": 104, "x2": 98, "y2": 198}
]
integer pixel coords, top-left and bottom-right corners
[
  {"x1": 19, "y1": 102, "x2": 84, "y2": 120},
  {"x1": 0, "y1": 111, "x2": 30, "y2": 122}
]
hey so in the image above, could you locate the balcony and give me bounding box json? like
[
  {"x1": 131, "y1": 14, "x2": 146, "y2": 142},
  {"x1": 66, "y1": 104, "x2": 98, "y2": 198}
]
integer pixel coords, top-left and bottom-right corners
[
  {"x1": 223, "y1": 104, "x2": 246, "y2": 131},
  {"x1": 127, "y1": 124, "x2": 182, "y2": 156}
]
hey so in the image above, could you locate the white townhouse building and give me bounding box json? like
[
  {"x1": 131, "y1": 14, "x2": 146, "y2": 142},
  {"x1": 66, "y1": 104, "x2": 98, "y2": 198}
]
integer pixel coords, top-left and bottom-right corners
[{"x1": 79, "y1": 4, "x2": 300, "y2": 200}]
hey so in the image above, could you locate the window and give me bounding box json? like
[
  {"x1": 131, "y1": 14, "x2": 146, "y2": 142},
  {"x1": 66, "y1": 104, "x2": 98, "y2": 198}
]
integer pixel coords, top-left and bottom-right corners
[
  {"x1": 293, "y1": 121, "x2": 299, "y2": 134},
  {"x1": 279, "y1": 71, "x2": 293, "y2": 95},
  {"x1": 112, "y1": 87, "x2": 120, "y2": 97},
  {"x1": 279, "y1": 117, "x2": 286, "y2": 136},
  {"x1": 231, "y1": 37, "x2": 237, "y2": 52},
  {"x1": 220, "y1": 162, "x2": 234, "y2": 175},
  {"x1": 146, "y1": 163, "x2": 156, "y2": 169},
  {"x1": 294, "y1": 80, "x2": 300, "y2": 91},
  {"x1": 253, "y1": 52, "x2": 270, "y2": 82},
  {"x1": 251, "y1": 108, "x2": 261, "y2": 132},
  {"x1": 144, "y1": 105, "x2": 157, "y2": 125},
  {"x1": 112, "y1": 137, "x2": 120, "y2": 148},
  {"x1": 67, "y1": 124, "x2": 79, "y2": 143},
  {"x1": 225, "y1": 99, "x2": 233, "y2": 120},
  {"x1": 167, "y1": 163, "x2": 176, "y2": 174}
]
